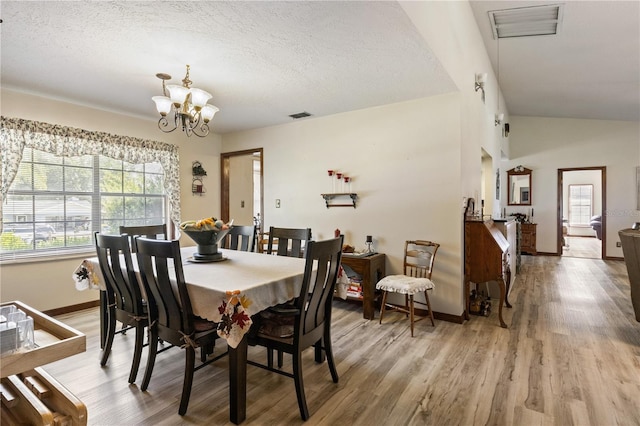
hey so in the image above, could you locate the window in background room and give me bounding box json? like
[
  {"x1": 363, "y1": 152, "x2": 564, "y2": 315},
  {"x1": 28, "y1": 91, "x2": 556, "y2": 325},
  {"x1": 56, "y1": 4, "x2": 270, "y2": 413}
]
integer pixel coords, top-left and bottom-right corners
[
  {"x1": 1, "y1": 148, "x2": 166, "y2": 260},
  {"x1": 568, "y1": 184, "x2": 593, "y2": 227}
]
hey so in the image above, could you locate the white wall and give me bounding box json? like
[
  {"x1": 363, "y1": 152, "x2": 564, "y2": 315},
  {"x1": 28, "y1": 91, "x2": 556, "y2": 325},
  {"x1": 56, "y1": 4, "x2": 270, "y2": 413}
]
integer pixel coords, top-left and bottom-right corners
[
  {"x1": 504, "y1": 116, "x2": 639, "y2": 257},
  {"x1": 401, "y1": 0, "x2": 510, "y2": 212},
  {"x1": 0, "y1": 89, "x2": 222, "y2": 310},
  {"x1": 223, "y1": 94, "x2": 465, "y2": 315}
]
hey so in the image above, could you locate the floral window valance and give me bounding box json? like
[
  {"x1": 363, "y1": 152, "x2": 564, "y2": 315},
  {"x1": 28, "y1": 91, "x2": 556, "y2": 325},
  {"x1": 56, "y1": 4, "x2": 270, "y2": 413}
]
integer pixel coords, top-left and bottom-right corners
[{"x1": 0, "y1": 116, "x2": 181, "y2": 225}]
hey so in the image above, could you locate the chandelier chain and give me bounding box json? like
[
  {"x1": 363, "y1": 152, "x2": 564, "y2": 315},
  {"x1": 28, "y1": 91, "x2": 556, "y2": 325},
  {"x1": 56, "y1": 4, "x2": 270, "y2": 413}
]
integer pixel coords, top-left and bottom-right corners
[{"x1": 182, "y1": 64, "x2": 192, "y2": 89}]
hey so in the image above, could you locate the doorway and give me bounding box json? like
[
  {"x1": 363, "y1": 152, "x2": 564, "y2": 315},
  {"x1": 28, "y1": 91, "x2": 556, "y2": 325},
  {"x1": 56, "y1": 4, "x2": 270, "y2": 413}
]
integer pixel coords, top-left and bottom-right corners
[
  {"x1": 557, "y1": 167, "x2": 605, "y2": 259},
  {"x1": 481, "y1": 149, "x2": 495, "y2": 219},
  {"x1": 221, "y1": 148, "x2": 263, "y2": 246}
]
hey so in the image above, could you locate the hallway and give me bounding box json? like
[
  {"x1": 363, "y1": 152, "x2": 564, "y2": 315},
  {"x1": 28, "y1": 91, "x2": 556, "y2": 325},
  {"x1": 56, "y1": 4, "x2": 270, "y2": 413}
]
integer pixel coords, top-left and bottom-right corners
[{"x1": 562, "y1": 235, "x2": 601, "y2": 259}]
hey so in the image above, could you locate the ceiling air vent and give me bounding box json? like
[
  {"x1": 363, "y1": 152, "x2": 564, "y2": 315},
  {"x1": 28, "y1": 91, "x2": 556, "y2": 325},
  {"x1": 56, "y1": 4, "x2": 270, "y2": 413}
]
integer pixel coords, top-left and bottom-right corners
[
  {"x1": 489, "y1": 4, "x2": 564, "y2": 39},
  {"x1": 288, "y1": 111, "x2": 312, "y2": 119}
]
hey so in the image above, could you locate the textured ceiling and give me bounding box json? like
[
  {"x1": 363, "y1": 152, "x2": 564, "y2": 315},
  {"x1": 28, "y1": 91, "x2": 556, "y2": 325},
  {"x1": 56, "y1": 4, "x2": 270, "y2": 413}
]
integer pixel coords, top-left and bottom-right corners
[
  {"x1": 1, "y1": 1, "x2": 455, "y2": 134},
  {"x1": 2, "y1": 1, "x2": 638, "y2": 137}
]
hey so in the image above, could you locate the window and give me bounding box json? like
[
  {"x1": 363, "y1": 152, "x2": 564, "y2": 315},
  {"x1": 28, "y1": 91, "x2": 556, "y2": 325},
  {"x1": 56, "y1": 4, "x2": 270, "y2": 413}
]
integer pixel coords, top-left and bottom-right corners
[
  {"x1": 1, "y1": 148, "x2": 166, "y2": 259},
  {"x1": 1, "y1": 116, "x2": 181, "y2": 262},
  {"x1": 568, "y1": 184, "x2": 593, "y2": 227}
]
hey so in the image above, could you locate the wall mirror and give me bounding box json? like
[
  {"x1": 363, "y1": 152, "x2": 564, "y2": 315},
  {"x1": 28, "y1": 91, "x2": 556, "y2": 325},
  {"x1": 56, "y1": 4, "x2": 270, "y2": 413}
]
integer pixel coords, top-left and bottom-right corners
[{"x1": 507, "y1": 166, "x2": 532, "y2": 206}]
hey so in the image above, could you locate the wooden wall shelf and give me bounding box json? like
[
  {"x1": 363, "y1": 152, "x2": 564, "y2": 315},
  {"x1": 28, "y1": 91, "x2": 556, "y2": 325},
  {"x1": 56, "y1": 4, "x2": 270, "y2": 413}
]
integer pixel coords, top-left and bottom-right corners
[{"x1": 321, "y1": 193, "x2": 357, "y2": 208}]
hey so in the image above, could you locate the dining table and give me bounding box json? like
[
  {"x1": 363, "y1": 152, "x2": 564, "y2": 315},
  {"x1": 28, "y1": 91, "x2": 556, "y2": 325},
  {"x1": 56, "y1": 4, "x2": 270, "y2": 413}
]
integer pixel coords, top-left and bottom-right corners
[{"x1": 73, "y1": 246, "x2": 311, "y2": 424}]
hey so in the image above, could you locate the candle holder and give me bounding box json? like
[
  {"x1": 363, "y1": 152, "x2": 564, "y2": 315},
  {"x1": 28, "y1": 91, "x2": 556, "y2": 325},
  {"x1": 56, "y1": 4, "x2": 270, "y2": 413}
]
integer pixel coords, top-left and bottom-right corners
[
  {"x1": 365, "y1": 235, "x2": 373, "y2": 253},
  {"x1": 344, "y1": 176, "x2": 351, "y2": 193},
  {"x1": 336, "y1": 172, "x2": 343, "y2": 192},
  {"x1": 327, "y1": 170, "x2": 335, "y2": 193}
]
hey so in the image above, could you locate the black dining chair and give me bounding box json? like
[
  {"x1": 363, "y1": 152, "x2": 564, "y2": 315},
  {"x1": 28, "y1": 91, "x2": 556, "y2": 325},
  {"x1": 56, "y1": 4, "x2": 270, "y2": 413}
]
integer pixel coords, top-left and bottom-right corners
[
  {"x1": 265, "y1": 226, "x2": 312, "y2": 366},
  {"x1": 119, "y1": 224, "x2": 167, "y2": 252},
  {"x1": 94, "y1": 232, "x2": 148, "y2": 384},
  {"x1": 248, "y1": 235, "x2": 343, "y2": 420},
  {"x1": 266, "y1": 226, "x2": 311, "y2": 258},
  {"x1": 116, "y1": 224, "x2": 168, "y2": 338},
  {"x1": 220, "y1": 225, "x2": 257, "y2": 252},
  {"x1": 134, "y1": 237, "x2": 224, "y2": 416}
]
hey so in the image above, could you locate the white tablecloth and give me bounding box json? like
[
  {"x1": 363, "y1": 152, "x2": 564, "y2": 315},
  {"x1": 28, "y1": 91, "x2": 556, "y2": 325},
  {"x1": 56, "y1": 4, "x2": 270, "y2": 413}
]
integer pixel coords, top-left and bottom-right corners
[{"x1": 74, "y1": 248, "x2": 308, "y2": 347}]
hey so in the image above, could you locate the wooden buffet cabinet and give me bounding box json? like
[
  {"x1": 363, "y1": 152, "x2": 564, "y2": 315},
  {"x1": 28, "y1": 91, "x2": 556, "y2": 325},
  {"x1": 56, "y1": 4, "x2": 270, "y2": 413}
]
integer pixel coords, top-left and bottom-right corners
[
  {"x1": 520, "y1": 223, "x2": 537, "y2": 255},
  {"x1": 340, "y1": 253, "x2": 386, "y2": 320}
]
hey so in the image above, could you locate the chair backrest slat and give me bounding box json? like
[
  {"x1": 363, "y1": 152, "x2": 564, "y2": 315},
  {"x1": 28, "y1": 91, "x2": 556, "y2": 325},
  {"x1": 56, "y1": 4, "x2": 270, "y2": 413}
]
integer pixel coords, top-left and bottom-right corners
[
  {"x1": 267, "y1": 226, "x2": 312, "y2": 258},
  {"x1": 94, "y1": 233, "x2": 144, "y2": 316},
  {"x1": 296, "y1": 236, "x2": 343, "y2": 338},
  {"x1": 135, "y1": 237, "x2": 193, "y2": 342},
  {"x1": 221, "y1": 225, "x2": 257, "y2": 252},
  {"x1": 119, "y1": 224, "x2": 167, "y2": 252},
  {"x1": 403, "y1": 240, "x2": 439, "y2": 279}
]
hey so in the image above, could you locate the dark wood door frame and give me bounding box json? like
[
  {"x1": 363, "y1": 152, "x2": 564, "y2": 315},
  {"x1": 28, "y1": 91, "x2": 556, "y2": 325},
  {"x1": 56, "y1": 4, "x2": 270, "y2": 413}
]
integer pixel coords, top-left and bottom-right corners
[
  {"x1": 221, "y1": 148, "x2": 264, "y2": 226},
  {"x1": 557, "y1": 166, "x2": 606, "y2": 259}
]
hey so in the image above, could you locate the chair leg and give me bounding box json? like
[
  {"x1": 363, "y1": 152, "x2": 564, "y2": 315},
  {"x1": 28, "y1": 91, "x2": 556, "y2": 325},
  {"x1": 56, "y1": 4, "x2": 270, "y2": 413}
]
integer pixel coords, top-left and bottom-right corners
[
  {"x1": 405, "y1": 294, "x2": 410, "y2": 318},
  {"x1": 200, "y1": 344, "x2": 209, "y2": 363},
  {"x1": 379, "y1": 291, "x2": 388, "y2": 324},
  {"x1": 323, "y1": 329, "x2": 339, "y2": 383},
  {"x1": 409, "y1": 295, "x2": 415, "y2": 337},
  {"x1": 141, "y1": 328, "x2": 158, "y2": 391},
  {"x1": 278, "y1": 350, "x2": 284, "y2": 368},
  {"x1": 128, "y1": 323, "x2": 145, "y2": 383},
  {"x1": 100, "y1": 308, "x2": 117, "y2": 366},
  {"x1": 293, "y1": 351, "x2": 309, "y2": 421},
  {"x1": 201, "y1": 341, "x2": 215, "y2": 362},
  {"x1": 424, "y1": 290, "x2": 435, "y2": 326},
  {"x1": 179, "y1": 347, "x2": 196, "y2": 416},
  {"x1": 267, "y1": 348, "x2": 274, "y2": 368},
  {"x1": 314, "y1": 340, "x2": 326, "y2": 363}
]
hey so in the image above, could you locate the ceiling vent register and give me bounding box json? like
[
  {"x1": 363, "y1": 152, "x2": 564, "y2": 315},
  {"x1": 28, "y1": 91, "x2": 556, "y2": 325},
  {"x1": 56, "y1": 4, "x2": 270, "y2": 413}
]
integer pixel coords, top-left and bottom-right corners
[
  {"x1": 289, "y1": 112, "x2": 312, "y2": 120},
  {"x1": 489, "y1": 4, "x2": 564, "y2": 39}
]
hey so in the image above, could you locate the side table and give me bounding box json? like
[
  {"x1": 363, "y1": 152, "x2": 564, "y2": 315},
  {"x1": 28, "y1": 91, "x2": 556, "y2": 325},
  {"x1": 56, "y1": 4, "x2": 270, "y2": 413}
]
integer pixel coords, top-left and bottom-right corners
[{"x1": 340, "y1": 253, "x2": 386, "y2": 320}]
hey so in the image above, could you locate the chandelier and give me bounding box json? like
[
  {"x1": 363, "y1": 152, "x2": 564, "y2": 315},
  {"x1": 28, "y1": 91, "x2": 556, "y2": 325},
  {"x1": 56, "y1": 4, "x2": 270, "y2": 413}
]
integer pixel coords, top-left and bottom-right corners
[{"x1": 152, "y1": 65, "x2": 219, "y2": 137}]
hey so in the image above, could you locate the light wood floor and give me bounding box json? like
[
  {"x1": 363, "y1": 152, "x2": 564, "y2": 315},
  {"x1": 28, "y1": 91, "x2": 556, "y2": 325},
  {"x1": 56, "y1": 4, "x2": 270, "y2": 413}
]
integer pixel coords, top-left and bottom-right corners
[
  {"x1": 562, "y1": 236, "x2": 602, "y2": 259},
  {"x1": 44, "y1": 255, "x2": 639, "y2": 425}
]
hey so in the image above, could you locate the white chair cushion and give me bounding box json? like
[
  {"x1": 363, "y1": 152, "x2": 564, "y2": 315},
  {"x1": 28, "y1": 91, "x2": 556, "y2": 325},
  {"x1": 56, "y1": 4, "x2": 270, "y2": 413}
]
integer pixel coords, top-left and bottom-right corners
[{"x1": 376, "y1": 275, "x2": 434, "y2": 295}]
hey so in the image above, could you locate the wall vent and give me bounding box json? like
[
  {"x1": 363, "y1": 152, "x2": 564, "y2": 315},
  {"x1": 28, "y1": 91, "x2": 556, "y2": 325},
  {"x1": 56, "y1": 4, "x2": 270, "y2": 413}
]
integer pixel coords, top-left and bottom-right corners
[
  {"x1": 288, "y1": 111, "x2": 312, "y2": 119},
  {"x1": 489, "y1": 4, "x2": 564, "y2": 39}
]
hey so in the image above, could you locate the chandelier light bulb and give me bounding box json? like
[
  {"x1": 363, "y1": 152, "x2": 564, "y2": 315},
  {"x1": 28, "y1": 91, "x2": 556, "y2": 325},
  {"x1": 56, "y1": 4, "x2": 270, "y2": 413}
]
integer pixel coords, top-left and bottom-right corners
[
  {"x1": 152, "y1": 96, "x2": 172, "y2": 116},
  {"x1": 201, "y1": 104, "x2": 219, "y2": 123},
  {"x1": 189, "y1": 88, "x2": 213, "y2": 110},
  {"x1": 166, "y1": 84, "x2": 190, "y2": 107}
]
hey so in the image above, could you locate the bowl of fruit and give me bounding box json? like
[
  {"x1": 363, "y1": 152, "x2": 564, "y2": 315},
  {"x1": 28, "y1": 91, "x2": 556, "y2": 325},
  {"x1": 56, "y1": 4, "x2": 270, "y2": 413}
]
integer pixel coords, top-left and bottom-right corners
[{"x1": 180, "y1": 217, "x2": 233, "y2": 262}]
